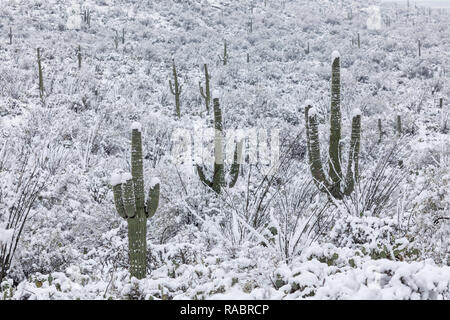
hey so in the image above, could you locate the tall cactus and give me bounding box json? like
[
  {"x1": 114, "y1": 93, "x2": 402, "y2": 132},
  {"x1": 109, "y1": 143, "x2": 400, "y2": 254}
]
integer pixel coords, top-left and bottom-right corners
[
  {"x1": 305, "y1": 52, "x2": 361, "y2": 200},
  {"x1": 77, "y1": 45, "x2": 82, "y2": 69},
  {"x1": 37, "y1": 48, "x2": 44, "y2": 100},
  {"x1": 219, "y1": 40, "x2": 228, "y2": 66},
  {"x1": 199, "y1": 64, "x2": 211, "y2": 114},
  {"x1": 169, "y1": 59, "x2": 182, "y2": 118},
  {"x1": 111, "y1": 123, "x2": 160, "y2": 279},
  {"x1": 196, "y1": 97, "x2": 243, "y2": 194}
]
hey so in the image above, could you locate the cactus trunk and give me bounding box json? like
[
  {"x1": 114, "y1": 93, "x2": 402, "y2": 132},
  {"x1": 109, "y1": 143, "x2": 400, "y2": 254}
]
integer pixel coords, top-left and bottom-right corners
[{"x1": 127, "y1": 213, "x2": 147, "y2": 279}]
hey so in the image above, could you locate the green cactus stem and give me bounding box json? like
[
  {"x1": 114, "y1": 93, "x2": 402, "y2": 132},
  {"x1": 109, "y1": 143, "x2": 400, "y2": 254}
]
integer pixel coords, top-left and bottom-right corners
[
  {"x1": 396, "y1": 114, "x2": 402, "y2": 136},
  {"x1": 77, "y1": 45, "x2": 81, "y2": 69},
  {"x1": 196, "y1": 97, "x2": 243, "y2": 194},
  {"x1": 37, "y1": 48, "x2": 44, "y2": 100},
  {"x1": 111, "y1": 123, "x2": 160, "y2": 279},
  {"x1": 169, "y1": 59, "x2": 182, "y2": 118},
  {"x1": 219, "y1": 40, "x2": 228, "y2": 66},
  {"x1": 199, "y1": 64, "x2": 211, "y2": 114},
  {"x1": 305, "y1": 52, "x2": 362, "y2": 200}
]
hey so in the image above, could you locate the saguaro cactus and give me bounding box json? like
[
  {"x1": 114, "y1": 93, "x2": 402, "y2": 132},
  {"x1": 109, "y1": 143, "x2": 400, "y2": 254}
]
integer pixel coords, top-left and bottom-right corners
[
  {"x1": 219, "y1": 40, "x2": 228, "y2": 66},
  {"x1": 169, "y1": 59, "x2": 182, "y2": 118},
  {"x1": 196, "y1": 97, "x2": 243, "y2": 194},
  {"x1": 37, "y1": 48, "x2": 44, "y2": 100},
  {"x1": 199, "y1": 64, "x2": 211, "y2": 114},
  {"x1": 305, "y1": 52, "x2": 361, "y2": 200},
  {"x1": 111, "y1": 123, "x2": 160, "y2": 279},
  {"x1": 396, "y1": 114, "x2": 402, "y2": 136},
  {"x1": 77, "y1": 45, "x2": 82, "y2": 69}
]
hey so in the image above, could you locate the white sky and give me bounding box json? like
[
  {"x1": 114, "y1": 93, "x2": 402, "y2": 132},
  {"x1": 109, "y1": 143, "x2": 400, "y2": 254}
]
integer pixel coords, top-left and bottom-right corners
[{"x1": 378, "y1": 0, "x2": 450, "y2": 8}]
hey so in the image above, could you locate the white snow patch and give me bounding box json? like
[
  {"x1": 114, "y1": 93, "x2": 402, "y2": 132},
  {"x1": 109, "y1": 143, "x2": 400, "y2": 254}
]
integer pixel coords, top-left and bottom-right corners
[
  {"x1": 308, "y1": 106, "x2": 318, "y2": 117},
  {"x1": 331, "y1": 50, "x2": 340, "y2": 62},
  {"x1": 362, "y1": 6, "x2": 382, "y2": 30},
  {"x1": 149, "y1": 177, "x2": 160, "y2": 188},
  {"x1": 0, "y1": 227, "x2": 14, "y2": 244},
  {"x1": 352, "y1": 108, "x2": 362, "y2": 117},
  {"x1": 110, "y1": 173, "x2": 123, "y2": 186},
  {"x1": 131, "y1": 122, "x2": 142, "y2": 132},
  {"x1": 122, "y1": 173, "x2": 132, "y2": 182}
]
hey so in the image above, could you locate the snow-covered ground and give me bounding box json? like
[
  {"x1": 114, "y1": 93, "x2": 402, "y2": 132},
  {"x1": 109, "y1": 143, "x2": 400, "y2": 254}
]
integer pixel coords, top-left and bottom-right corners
[{"x1": 0, "y1": 0, "x2": 449, "y2": 300}]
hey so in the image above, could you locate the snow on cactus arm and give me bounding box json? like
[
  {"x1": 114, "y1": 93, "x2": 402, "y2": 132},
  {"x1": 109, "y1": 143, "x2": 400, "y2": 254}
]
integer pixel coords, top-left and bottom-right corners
[
  {"x1": 331, "y1": 50, "x2": 340, "y2": 63},
  {"x1": 146, "y1": 177, "x2": 160, "y2": 218},
  {"x1": 111, "y1": 173, "x2": 127, "y2": 219},
  {"x1": 131, "y1": 121, "x2": 142, "y2": 132}
]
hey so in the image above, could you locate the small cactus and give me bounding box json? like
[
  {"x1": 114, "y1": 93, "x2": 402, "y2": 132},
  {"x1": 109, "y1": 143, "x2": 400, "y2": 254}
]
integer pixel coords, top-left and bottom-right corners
[
  {"x1": 111, "y1": 123, "x2": 160, "y2": 279},
  {"x1": 418, "y1": 40, "x2": 421, "y2": 57},
  {"x1": 219, "y1": 40, "x2": 228, "y2": 66},
  {"x1": 77, "y1": 45, "x2": 82, "y2": 69},
  {"x1": 396, "y1": 114, "x2": 402, "y2": 136},
  {"x1": 169, "y1": 59, "x2": 182, "y2": 118},
  {"x1": 196, "y1": 97, "x2": 243, "y2": 194},
  {"x1": 305, "y1": 52, "x2": 361, "y2": 200},
  {"x1": 199, "y1": 64, "x2": 211, "y2": 114},
  {"x1": 8, "y1": 27, "x2": 12, "y2": 45},
  {"x1": 37, "y1": 48, "x2": 44, "y2": 100}
]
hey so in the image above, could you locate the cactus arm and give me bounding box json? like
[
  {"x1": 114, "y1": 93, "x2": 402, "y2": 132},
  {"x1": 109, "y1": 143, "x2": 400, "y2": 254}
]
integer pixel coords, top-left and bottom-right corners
[
  {"x1": 200, "y1": 82, "x2": 206, "y2": 99},
  {"x1": 328, "y1": 56, "x2": 343, "y2": 188},
  {"x1": 145, "y1": 181, "x2": 160, "y2": 218},
  {"x1": 112, "y1": 183, "x2": 127, "y2": 219},
  {"x1": 123, "y1": 177, "x2": 136, "y2": 218},
  {"x1": 131, "y1": 128, "x2": 145, "y2": 212},
  {"x1": 305, "y1": 105, "x2": 329, "y2": 190},
  {"x1": 169, "y1": 79, "x2": 175, "y2": 95},
  {"x1": 229, "y1": 139, "x2": 243, "y2": 188},
  {"x1": 344, "y1": 115, "x2": 361, "y2": 196},
  {"x1": 196, "y1": 165, "x2": 213, "y2": 188}
]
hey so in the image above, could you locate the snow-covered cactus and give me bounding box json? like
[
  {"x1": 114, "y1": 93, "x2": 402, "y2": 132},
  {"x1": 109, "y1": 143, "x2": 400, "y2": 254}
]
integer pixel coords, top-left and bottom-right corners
[
  {"x1": 378, "y1": 118, "x2": 383, "y2": 143},
  {"x1": 169, "y1": 59, "x2": 182, "y2": 118},
  {"x1": 219, "y1": 40, "x2": 228, "y2": 66},
  {"x1": 199, "y1": 64, "x2": 211, "y2": 114},
  {"x1": 305, "y1": 52, "x2": 361, "y2": 200},
  {"x1": 77, "y1": 45, "x2": 81, "y2": 69},
  {"x1": 305, "y1": 42, "x2": 310, "y2": 55},
  {"x1": 114, "y1": 30, "x2": 119, "y2": 49},
  {"x1": 396, "y1": 114, "x2": 402, "y2": 136},
  {"x1": 111, "y1": 123, "x2": 160, "y2": 279},
  {"x1": 37, "y1": 48, "x2": 44, "y2": 100},
  {"x1": 418, "y1": 40, "x2": 421, "y2": 57},
  {"x1": 8, "y1": 27, "x2": 12, "y2": 45},
  {"x1": 196, "y1": 96, "x2": 243, "y2": 194}
]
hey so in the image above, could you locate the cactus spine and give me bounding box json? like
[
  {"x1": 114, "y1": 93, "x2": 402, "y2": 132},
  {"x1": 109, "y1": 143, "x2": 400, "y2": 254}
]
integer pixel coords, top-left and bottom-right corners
[
  {"x1": 199, "y1": 64, "x2": 211, "y2": 114},
  {"x1": 219, "y1": 40, "x2": 228, "y2": 66},
  {"x1": 169, "y1": 59, "x2": 182, "y2": 118},
  {"x1": 37, "y1": 48, "x2": 44, "y2": 100},
  {"x1": 196, "y1": 97, "x2": 243, "y2": 194},
  {"x1": 305, "y1": 53, "x2": 361, "y2": 200},
  {"x1": 112, "y1": 124, "x2": 160, "y2": 279}
]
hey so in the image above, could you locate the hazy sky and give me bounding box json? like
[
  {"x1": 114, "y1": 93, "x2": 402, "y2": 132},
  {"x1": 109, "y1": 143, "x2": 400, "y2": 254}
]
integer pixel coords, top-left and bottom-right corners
[{"x1": 378, "y1": 0, "x2": 450, "y2": 8}]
